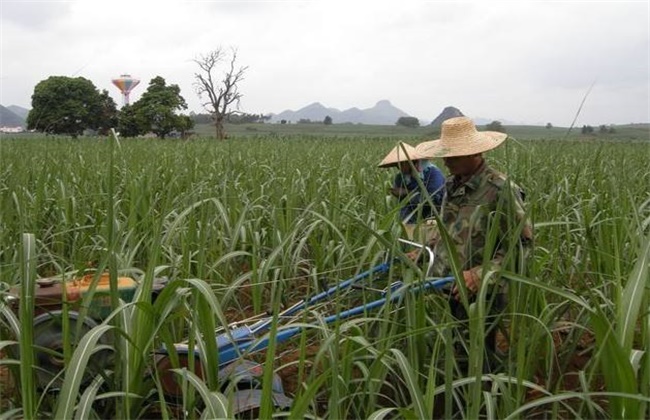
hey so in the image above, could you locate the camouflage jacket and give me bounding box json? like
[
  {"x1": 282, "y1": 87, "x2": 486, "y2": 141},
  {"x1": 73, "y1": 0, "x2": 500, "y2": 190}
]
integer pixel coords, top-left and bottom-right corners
[{"x1": 430, "y1": 162, "x2": 533, "y2": 284}]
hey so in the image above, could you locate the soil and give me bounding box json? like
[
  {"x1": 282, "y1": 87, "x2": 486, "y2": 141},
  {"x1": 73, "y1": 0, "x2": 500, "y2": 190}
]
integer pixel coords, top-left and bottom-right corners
[
  {"x1": 518, "y1": 325, "x2": 605, "y2": 417},
  {"x1": 0, "y1": 351, "x2": 16, "y2": 411}
]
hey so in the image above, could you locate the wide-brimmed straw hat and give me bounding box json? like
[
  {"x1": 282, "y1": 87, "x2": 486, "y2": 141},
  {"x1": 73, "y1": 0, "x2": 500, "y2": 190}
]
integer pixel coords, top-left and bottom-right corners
[
  {"x1": 378, "y1": 142, "x2": 427, "y2": 168},
  {"x1": 417, "y1": 117, "x2": 507, "y2": 158}
]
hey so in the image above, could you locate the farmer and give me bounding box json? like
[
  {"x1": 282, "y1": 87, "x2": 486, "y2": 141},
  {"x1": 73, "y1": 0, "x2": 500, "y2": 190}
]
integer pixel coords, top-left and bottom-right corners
[
  {"x1": 378, "y1": 142, "x2": 444, "y2": 225},
  {"x1": 412, "y1": 116, "x2": 533, "y2": 371}
]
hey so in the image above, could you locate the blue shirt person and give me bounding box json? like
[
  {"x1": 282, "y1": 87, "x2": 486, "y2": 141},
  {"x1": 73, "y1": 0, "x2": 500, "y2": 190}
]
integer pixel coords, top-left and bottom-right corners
[{"x1": 379, "y1": 142, "x2": 445, "y2": 224}]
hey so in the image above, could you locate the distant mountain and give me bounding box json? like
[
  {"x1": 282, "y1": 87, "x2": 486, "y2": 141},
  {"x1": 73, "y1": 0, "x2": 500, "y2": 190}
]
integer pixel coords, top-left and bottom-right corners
[
  {"x1": 270, "y1": 100, "x2": 411, "y2": 125},
  {"x1": 428, "y1": 107, "x2": 523, "y2": 127},
  {"x1": 0, "y1": 105, "x2": 26, "y2": 127},
  {"x1": 7, "y1": 105, "x2": 30, "y2": 120},
  {"x1": 430, "y1": 106, "x2": 464, "y2": 126}
]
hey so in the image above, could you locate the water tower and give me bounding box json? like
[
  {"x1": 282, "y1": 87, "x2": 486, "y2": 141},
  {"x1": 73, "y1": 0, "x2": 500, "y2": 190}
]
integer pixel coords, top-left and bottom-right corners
[{"x1": 111, "y1": 74, "x2": 140, "y2": 106}]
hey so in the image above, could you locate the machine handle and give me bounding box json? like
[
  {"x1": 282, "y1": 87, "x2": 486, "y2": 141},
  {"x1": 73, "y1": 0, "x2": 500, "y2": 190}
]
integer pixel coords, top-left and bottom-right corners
[{"x1": 397, "y1": 238, "x2": 435, "y2": 277}]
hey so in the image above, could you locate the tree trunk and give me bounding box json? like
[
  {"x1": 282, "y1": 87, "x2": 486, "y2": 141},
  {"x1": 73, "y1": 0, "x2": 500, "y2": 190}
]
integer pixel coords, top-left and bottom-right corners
[{"x1": 215, "y1": 118, "x2": 226, "y2": 140}]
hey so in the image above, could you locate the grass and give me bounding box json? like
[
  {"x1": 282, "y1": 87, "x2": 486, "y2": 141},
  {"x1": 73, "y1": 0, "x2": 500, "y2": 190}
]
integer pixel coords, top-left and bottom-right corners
[
  {"x1": 0, "y1": 131, "x2": 648, "y2": 418},
  {"x1": 191, "y1": 121, "x2": 650, "y2": 141}
]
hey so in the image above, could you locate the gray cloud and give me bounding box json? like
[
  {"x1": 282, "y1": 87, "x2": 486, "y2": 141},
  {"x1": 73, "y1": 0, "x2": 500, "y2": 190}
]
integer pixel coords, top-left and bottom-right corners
[
  {"x1": 0, "y1": 0, "x2": 648, "y2": 126},
  {"x1": 1, "y1": 1, "x2": 72, "y2": 29}
]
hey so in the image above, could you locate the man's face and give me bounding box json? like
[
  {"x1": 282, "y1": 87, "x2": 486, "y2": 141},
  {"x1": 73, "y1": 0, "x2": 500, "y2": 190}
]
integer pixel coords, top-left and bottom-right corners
[
  {"x1": 398, "y1": 160, "x2": 420, "y2": 174},
  {"x1": 442, "y1": 154, "x2": 481, "y2": 176}
]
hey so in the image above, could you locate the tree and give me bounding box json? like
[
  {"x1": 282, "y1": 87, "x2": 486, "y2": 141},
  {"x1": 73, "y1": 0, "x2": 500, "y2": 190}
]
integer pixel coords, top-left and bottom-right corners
[
  {"x1": 545, "y1": 122, "x2": 553, "y2": 129},
  {"x1": 96, "y1": 90, "x2": 118, "y2": 135},
  {"x1": 581, "y1": 125, "x2": 594, "y2": 135},
  {"x1": 116, "y1": 104, "x2": 142, "y2": 138},
  {"x1": 323, "y1": 115, "x2": 333, "y2": 125},
  {"x1": 226, "y1": 113, "x2": 271, "y2": 124},
  {"x1": 27, "y1": 76, "x2": 115, "y2": 137},
  {"x1": 396, "y1": 116, "x2": 420, "y2": 128},
  {"x1": 190, "y1": 112, "x2": 212, "y2": 125},
  {"x1": 193, "y1": 48, "x2": 248, "y2": 140},
  {"x1": 597, "y1": 124, "x2": 616, "y2": 135},
  {"x1": 176, "y1": 115, "x2": 194, "y2": 139},
  {"x1": 486, "y1": 120, "x2": 506, "y2": 133},
  {"x1": 121, "y1": 76, "x2": 193, "y2": 138}
]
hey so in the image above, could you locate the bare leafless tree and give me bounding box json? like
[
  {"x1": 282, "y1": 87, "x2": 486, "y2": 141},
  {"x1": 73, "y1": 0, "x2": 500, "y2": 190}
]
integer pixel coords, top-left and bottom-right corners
[{"x1": 193, "y1": 48, "x2": 248, "y2": 140}]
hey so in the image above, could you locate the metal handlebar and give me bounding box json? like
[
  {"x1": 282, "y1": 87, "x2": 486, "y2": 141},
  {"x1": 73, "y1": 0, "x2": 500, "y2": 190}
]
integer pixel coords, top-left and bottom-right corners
[{"x1": 397, "y1": 238, "x2": 435, "y2": 277}]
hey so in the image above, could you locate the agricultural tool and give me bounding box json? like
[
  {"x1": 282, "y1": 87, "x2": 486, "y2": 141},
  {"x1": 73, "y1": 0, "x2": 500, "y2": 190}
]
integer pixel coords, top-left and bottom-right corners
[{"x1": 2, "y1": 240, "x2": 453, "y2": 415}]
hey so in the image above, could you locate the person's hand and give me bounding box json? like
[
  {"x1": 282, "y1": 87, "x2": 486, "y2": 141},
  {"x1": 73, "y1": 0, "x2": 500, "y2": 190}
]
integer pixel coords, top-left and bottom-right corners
[
  {"x1": 406, "y1": 249, "x2": 421, "y2": 262},
  {"x1": 390, "y1": 187, "x2": 407, "y2": 198},
  {"x1": 451, "y1": 269, "x2": 480, "y2": 300}
]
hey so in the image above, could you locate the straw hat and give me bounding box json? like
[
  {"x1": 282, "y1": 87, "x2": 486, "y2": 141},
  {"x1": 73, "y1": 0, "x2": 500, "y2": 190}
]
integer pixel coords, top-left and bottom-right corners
[
  {"x1": 417, "y1": 117, "x2": 507, "y2": 158},
  {"x1": 378, "y1": 142, "x2": 427, "y2": 168}
]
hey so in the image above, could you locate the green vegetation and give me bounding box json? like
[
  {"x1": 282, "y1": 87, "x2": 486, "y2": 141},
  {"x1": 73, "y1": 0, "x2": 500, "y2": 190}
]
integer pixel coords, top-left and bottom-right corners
[
  {"x1": 486, "y1": 120, "x2": 506, "y2": 133},
  {"x1": 0, "y1": 132, "x2": 648, "y2": 418},
  {"x1": 118, "y1": 76, "x2": 193, "y2": 138},
  {"x1": 396, "y1": 116, "x2": 420, "y2": 128},
  {"x1": 191, "y1": 121, "x2": 650, "y2": 141},
  {"x1": 24, "y1": 75, "x2": 193, "y2": 139},
  {"x1": 26, "y1": 76, "x2": 117, "y2": 137}
]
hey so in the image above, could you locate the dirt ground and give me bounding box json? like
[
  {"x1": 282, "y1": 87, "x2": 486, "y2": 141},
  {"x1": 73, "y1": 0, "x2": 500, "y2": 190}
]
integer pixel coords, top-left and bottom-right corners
[{"x1": 0, "y1": 351, "x2": 16, "y2": 411}]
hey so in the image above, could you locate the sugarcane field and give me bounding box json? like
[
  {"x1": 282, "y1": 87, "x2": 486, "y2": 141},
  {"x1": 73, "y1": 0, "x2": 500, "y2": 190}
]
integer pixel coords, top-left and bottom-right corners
[{"x1": 0, "y1": 124, "x2": 648, "y2": 418}]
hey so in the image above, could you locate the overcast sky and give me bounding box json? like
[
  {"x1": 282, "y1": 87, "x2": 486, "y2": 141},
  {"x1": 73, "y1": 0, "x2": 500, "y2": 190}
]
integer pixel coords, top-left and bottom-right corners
[{"x1": 1, "y1": 0, "x2": 648, "y2": 126}]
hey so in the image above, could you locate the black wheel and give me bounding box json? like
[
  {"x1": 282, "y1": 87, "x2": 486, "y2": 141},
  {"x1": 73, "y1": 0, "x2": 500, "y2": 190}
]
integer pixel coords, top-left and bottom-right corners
[{"x1": 32, "y1": 310, "x2": 111, "y2": 389}]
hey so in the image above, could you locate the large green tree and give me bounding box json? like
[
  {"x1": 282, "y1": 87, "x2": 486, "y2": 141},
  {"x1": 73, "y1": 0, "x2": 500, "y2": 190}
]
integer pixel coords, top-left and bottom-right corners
[
  {"x1": 120, "y1": 76, "x2": 193, "y2": 138},
  {"x1": 27, "y1": 76, "x2": 116, "y2": 137}
]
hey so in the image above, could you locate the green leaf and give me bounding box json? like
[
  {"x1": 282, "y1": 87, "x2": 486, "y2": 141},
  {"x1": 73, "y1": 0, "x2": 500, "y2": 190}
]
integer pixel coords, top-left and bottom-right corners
[
  {"x1": 592, "y1": 311, "x2": 640, "y2": 419},
  {"x1": 367, "y1": 407, "x2": 399, "y2": 420},
  {"x1": 19, "y1": 233, "x2": 37, "y2": 419},
  {"x1": 169, "y1": 368, "x2": 229, "y2": 419},
  {"x1": 54, "y1": 324, "x2": 114, "y2": 420},
  {"x1": 391, "y1": 348, "x2": 428, "y2": 419},
  {"x1": 74, "y1": 374, "x2": 105, "y2": 420},
  {"x1": 618, "y1": 235, "x2": 650, "y2": 350}
]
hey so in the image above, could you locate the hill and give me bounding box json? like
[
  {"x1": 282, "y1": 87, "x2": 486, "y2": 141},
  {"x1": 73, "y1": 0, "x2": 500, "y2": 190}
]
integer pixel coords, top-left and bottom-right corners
[
  {"x1": 270, "y1": 100, "x2": 410, "y2": 125},
  {"x1": 7, "y1": 105, "x2": 30, "y2": 120},
  {"x1": 0, "y1": 105, "x2": 26, "y2": 127},
  {"x1": 430, "y1": 106, "x2": 464, "y2": 126}
]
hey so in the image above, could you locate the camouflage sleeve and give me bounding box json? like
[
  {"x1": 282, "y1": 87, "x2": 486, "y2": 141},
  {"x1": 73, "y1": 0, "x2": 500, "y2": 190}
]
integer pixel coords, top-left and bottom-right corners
[{"x1": 473, "y1": 180, "x2": 533, "y2": 279}]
